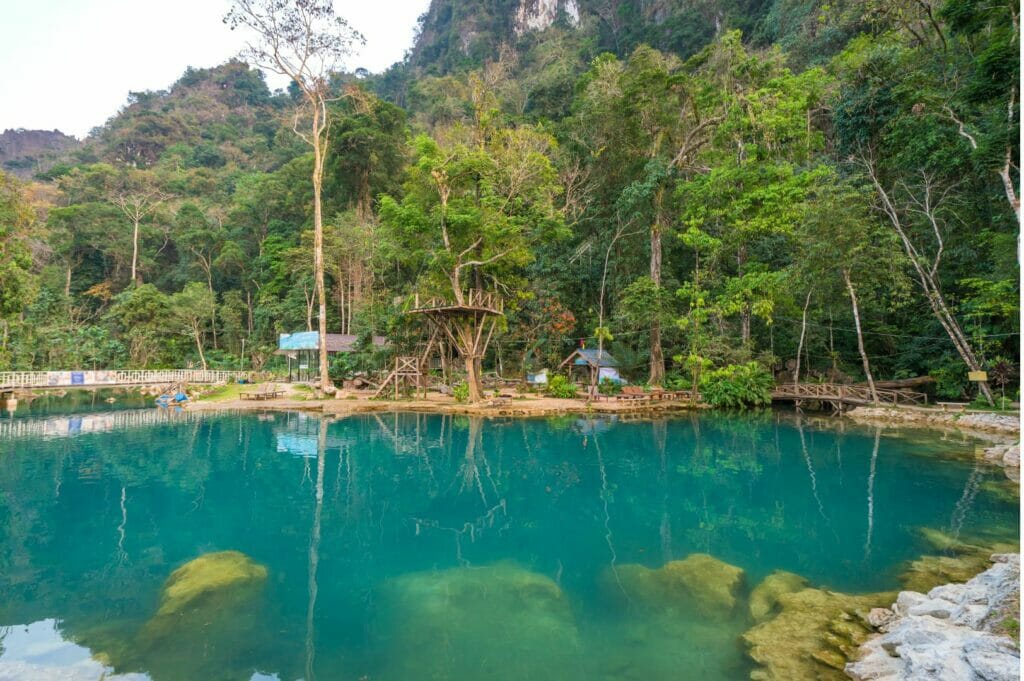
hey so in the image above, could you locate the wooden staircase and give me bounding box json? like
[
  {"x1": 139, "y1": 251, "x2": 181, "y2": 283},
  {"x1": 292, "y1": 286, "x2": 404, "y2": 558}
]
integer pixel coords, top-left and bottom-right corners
[{"x1": 373, "y1": 357, "x2": 425, "y2": 399}]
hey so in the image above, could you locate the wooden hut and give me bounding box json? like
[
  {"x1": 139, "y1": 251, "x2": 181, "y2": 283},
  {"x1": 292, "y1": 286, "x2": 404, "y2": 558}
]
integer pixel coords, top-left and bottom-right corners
[{"x1": 558, "y1": 348, "x2": 624, "y2": 386}]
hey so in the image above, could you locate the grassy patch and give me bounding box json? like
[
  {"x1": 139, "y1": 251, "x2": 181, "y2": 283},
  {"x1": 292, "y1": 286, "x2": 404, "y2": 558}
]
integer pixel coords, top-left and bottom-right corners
[
  {"x1": 196, "y1": 382, "x2": 257, "y2": 402},
  {"x1": 997, "y1": 593, "x2": 1020, "y2": 645},
  {"x1": 291, "y1": 384, "x2": 314, "y2": 401}
]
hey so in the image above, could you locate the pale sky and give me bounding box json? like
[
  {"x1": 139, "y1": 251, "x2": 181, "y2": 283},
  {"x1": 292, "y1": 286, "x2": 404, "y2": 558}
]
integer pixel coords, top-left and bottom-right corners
[{"x1": 0, "y1": 0, "x2": 431, "y2": 138}]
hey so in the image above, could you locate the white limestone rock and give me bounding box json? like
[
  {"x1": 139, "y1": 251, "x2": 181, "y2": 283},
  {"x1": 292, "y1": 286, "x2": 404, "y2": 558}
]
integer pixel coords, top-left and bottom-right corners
[
  {"x1": 847, "y1": 554, "x2": 1020, "y2": 681},
  {"x1": 514, "y1": 0, "x2": 581, "y2": 35}
]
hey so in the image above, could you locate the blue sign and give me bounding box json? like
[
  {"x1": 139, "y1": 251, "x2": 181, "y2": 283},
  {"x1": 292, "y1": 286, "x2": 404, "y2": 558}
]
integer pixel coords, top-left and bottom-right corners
[{"x1": 71, "y1": 372, "x2": 84, "y2": 385}]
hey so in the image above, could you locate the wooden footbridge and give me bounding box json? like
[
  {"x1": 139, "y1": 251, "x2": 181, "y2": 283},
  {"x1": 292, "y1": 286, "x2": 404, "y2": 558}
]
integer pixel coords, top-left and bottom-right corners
[{"x1": 772, "y1": 383, "x2": 928, "y2": 411}]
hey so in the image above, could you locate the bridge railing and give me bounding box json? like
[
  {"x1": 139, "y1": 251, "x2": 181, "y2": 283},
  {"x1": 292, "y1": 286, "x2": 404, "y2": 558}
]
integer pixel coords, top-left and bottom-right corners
[
  {"x1": 772, "y1": 383, "x2": 927, "y2": 406},
  {"x1": 0, "y1": 369, "x2": 252, "y2": 390},
  {"x1": 0, "y1": 408, "x2": 203, "y2": 440}
]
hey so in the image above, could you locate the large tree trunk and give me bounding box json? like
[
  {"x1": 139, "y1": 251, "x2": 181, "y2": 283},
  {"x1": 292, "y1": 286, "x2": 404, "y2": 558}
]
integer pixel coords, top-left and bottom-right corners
[
  {"x1": 193, "y1": 323, "x2": 208, "y2": 370},
  {"x1": 649, "y1": 202, "x2": 665, "y2": 385},
  {"x1": 793, "y1": 289, "x2": 812, "y2": 384},
  {"x1": 465, "y1": 352, "x2": 483, "y2": 403},
  {"x1": 131, "y1": 219, "x2": 140, "y2": 285},
  {"x1": 312, "y1": 112, "x2": 333, "y2": 394},
  {"x1": 206, "y1": 269, "x2": 218, "y2": 350},
  {"x1": 445, "y1": 313, "x2": 497, "y2": 403},
  {"x1": 740, "y1": 310, "x2": 751, "y2": 345},
  {"x1": 737, "y1": 245, "x2": 751, "y2": 345},
  {"x1": 843, "y1": 270, "x2": 878, "y2": 404}
]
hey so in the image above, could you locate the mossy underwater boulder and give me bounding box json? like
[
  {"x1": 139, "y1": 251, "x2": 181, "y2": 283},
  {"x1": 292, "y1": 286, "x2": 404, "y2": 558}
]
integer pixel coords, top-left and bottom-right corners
[
  {"x1": 900, "y1": 528, "x2": 1019, "y2": 593},
  {"x1": 155, "y1": 549, "x2": 268, "y2": 617},
  {"x1": 74, "y1": 551, "x2": 272, "y2": 680},
  {"x1": 743, "y1": 587, "x2": 895, "y2": 681},
  {"x1": 374, "y1": 562, "x2": 581, "y2": 681},
  {"x1": 749, "y1": 570, "x2": 808, "y2": 622},
  {"x1": 601, "y1": 552, "x2": 746, "y2": 617}
]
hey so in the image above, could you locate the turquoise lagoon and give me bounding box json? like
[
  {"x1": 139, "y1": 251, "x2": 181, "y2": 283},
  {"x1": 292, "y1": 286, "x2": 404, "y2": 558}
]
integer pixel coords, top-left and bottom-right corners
[{"x1": 0, "y1": 408, "x2": 1017, "y2": 680}]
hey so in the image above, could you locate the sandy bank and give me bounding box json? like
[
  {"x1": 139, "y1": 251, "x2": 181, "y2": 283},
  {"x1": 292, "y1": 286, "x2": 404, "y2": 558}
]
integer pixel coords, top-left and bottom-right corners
[{"x1": 186, "y1": 386, "x2": 707, "y2": 419}]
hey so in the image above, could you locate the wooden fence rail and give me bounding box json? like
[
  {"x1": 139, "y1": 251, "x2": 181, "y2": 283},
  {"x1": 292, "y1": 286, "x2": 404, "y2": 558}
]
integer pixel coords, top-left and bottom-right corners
[
  {"x1": 772, "y1": 383, "x2": 928, "y2": 407},
  {"x1": 408, "y1": 289, "x2": 504, "y2": 314},
  {"x1": 0, "y1": 370, "x2": 252, "y2": 391}
]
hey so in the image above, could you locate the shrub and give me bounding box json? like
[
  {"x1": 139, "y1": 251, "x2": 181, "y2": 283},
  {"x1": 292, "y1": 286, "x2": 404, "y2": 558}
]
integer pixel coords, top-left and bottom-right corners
[
  {"x1": 932, "y1": 362, "x2": 968, "y2": 399},
  {"x1": 663, "y1": 371, "x2": 691, "y2": 391},
  {"x1": 700, "y1": 362, "x2": 773, "y2": 409},
  {"x1": 598, "y1": 377, "x2": 622, "y2": 396},
  {"x1": 330, "y1": 354, "x2": 356, "y2": 382},
  {"x1": 969, "y1": 395, "x2": 1014, "y2": 411},
  {"x1": 452, "y1": 382, "x2": 470, "y2": 403},
  {"x1": 546, "y1": 374, "x2": 578, "y2": 399}
]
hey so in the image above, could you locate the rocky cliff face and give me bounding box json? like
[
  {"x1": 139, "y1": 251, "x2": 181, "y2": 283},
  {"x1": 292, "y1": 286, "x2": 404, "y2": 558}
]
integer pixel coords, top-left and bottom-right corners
[
  {"x1": 514, "y1": 0, "x2": 581, "y2": 34},
  {"x1": 0, "y1": 128, "x2": 78, "y2": 178}
]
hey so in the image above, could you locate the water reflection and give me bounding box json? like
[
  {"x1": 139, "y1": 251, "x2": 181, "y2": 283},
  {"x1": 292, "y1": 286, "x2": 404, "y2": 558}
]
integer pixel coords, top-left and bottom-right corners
[
  {"x1": 0, "y1": 620, "x2": 146, "y2": 680},
  {"x1": 0, "y1": 410, "x2": 1016, "y2": 681}
]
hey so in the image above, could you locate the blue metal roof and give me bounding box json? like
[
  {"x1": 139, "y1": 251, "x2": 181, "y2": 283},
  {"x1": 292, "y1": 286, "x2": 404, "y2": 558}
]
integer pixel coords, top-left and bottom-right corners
[
  {"x1": 573, "y1": 348, "x2": 618, "y2": 367},
  {"x1": 279, "y1": 331, "x2": 320, "y2": 351}
]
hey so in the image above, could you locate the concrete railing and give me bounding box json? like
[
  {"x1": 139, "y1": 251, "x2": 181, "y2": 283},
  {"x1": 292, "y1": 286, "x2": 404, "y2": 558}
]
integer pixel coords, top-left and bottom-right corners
[{"x1": 0, "y1": 369, "x2": 252, "y2": 390}]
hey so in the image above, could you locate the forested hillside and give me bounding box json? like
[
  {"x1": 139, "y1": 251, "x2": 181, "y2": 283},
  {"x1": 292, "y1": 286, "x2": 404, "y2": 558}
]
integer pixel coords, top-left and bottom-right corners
[{"x1": 0, "y1": 0, "x2": 1018, "y2": 404}]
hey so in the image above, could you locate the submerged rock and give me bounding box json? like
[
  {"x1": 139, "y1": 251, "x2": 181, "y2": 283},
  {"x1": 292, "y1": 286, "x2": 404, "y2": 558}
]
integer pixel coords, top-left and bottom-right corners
[
  {"x1": 901, "y1": 529, "x2": 1018, "y2": 593},
  {"x1": 749, "y1": 570, "x2": 808, "y2": 622},
  {"x1": 846, "y1": 554, "x2": 1020, "y2": 681},
  {"x1": 72, "y1": 550, "x2": 271, "y2": 680},
  {"x1": 374, "y1": 562, "x2": 581, "y2": 681},
  {"x1": 743, "y1": 587, "x2": 895, "y2": 680},
  {"x1": 154, "y1": 550, "x2": 268, "y2": 617},
  {"x1": 601, "y1": 553, "x2": 746, "y2": 617},
  {"x1": 981, "y1": 478, "x2": 1020, "y2": 505}
]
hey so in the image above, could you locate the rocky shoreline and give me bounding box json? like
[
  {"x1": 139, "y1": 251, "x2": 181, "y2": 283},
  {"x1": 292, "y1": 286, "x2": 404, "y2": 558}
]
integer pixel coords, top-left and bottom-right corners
[
  {"x1": 846, "y1": 554, "x2": 1021, "y2": 681},
  {"x1": 847, "y1": 406, "x2": 1020, "y2": 436}
]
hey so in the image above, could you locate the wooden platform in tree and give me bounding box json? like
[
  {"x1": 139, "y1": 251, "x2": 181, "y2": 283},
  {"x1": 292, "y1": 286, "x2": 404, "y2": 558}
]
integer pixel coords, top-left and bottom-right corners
[{"x1": 406, "y1": 290, "x2": 504, "y2": 316}]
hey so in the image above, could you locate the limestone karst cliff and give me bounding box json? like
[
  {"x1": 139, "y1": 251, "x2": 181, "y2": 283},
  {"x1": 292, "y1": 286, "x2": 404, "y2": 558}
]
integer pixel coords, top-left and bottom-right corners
[{"x1": 0, "y1": 128, "x2": 78, "y2": 179}]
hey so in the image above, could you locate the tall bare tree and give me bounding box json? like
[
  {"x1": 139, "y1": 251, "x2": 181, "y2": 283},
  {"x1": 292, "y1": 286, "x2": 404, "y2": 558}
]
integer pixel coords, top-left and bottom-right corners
[
  {"x1": 226, "y1": 0, "x2": 363, "y2": 393},
  {"x1": 862, "y1": 158, "x2": 995, "y2": 405},
  {"x1": 110, "y1": 171, "x2": 166, "y2": 286}
]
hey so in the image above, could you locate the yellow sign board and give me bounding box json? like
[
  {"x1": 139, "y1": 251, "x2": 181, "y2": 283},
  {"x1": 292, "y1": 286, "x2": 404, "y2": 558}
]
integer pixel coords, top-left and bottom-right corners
[{"x1": 968, "y1": 371, "x2": 988, "y2": 382}]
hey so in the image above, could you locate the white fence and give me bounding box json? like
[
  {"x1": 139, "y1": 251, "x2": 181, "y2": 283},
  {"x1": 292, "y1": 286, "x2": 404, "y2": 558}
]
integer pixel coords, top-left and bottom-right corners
[{"x1": 0, "y1": 370, "x2": 252, "y2": 390}]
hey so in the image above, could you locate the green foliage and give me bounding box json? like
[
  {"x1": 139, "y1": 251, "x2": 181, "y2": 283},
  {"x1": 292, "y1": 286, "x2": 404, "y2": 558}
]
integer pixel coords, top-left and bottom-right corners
[
  {"x1": 700, "y1": 362, "x2": 773, "y2": 409},
  {"x1": 0, "y1": 173, "x2": 38, "y2": 327},
  {"x1": 598, "y1": 377, "x2": 622, "y2": 396},
  {"x1": 329, "y1": 353, "x2": 356, "y2": 382},
  {"x1": 546, "y1": 374, "x2": 578, "y2": 399},
  {"x1": 0, "y1": 5, "x2": 1016, "y2": 395},
  {"x1": 452, "y1": 381, "x2": 470, "y2": 403},
  {"x1": 931, "y1": 362, "x2": 969, "y2": 400}
]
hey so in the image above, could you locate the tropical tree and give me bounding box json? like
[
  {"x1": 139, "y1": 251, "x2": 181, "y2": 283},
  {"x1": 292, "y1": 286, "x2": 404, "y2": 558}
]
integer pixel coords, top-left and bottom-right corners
[
  {"x1": 0, "y1": 172, "x2": 39, "y2": 365},
  {"x1": 380, "y1": 114, "x2": 565, "y2": 401},
  {"x1": 170, "y1": 283, "x2": 216, "y2": 370},
  {"x1": 226, "y1": 0, "x2": 364, "y2": 392},
  {"x1": 108, "y1": 169, "x2": 167, "y2": 286}
]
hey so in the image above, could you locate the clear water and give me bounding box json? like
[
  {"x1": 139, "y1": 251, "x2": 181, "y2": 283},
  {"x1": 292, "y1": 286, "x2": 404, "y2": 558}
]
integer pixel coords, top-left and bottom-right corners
[
  {"x1": 0, "y1": 409, "x2": 1017, "y2": 681},
  {"x1": 1, "y1": 388, "x2": 154, "y2": 419}
]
